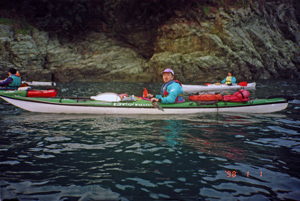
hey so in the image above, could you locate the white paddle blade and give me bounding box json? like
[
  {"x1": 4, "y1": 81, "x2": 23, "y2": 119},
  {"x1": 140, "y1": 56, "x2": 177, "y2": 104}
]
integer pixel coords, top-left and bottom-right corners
[
  {"x1": 23, "y1": 81, "x2": 56, "y2": 86},
  {"x1": 90, "y1": 92, "x2": 121, "y2": 102},
  {"x1": 18, "y1": 86, "x2": 31, "y2": 91}
]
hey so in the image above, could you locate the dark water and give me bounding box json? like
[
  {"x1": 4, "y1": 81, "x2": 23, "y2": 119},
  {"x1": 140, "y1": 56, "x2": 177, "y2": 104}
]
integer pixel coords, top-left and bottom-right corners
[{"x1": 1, "y1": 80, "x2": 300, "y2": 201}]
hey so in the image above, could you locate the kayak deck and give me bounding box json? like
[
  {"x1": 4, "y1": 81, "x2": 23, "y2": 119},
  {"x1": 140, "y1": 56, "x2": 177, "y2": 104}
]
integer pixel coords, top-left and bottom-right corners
[
  {"x1": 0, "y1": 95, "x2": 288, "y2": 114},
  {"x1": 9, "y1": 96, "x2": 285, "y2": 107},
  {"x1": 0, "y1": 90, "x2": 27, "y2": 96},
  {"x1": 0, "y1": 89, "x2": 57, "y2": 97}
]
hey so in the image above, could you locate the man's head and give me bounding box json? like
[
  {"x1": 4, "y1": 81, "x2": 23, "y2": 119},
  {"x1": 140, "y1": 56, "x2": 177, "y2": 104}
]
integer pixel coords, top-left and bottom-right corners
[
  {"x1": 8, "y1": 68, "x2": 17, "y2": 75},
  {"x1": 162, "y1": 68, "x2": 174, "y2": 83}
]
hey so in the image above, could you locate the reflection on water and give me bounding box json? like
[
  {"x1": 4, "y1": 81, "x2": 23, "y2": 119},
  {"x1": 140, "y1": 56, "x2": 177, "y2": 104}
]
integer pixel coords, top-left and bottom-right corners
[{"x1": 1, "y1": 80, "x2": 300, "y2": 200}]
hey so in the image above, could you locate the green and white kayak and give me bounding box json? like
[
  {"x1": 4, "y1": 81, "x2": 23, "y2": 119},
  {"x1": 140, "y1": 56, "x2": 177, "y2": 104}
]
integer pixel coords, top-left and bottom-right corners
[{"x1": 0, "y1": 94, "x2": 288, "y2": 114}]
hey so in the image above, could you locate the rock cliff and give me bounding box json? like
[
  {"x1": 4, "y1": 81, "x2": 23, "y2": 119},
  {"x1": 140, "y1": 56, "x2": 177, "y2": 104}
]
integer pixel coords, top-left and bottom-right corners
[{"x1": 0, "y1": 0, "x2": 299, "y2": 82}]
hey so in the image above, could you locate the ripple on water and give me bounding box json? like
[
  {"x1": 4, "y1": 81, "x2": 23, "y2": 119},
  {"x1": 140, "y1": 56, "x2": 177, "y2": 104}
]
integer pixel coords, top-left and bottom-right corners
[
  {"x1": 43, "y1": 141, "x2": 122, "y2": 154},
  {"x1": 0, "y1": 160, "x2": 20, "y2": 165},
  {"x1": 251, "y1": 138, "x2": 300, "y2": 150},
  {"x1": 35, "y1": 154, "x2": 56, "y2": 159},
  {"x1": 44, "y1": 136, "x2": 72, "y2": 142},
  {"x1": 127, "y1": 177, "x2": 156, "y2": 188},
  {"x1": 1, "y1": 181, "x2": 121, "y2": 201},
  {"x1": 268, "y1": 125, "x2": 299, "y2": 135}
]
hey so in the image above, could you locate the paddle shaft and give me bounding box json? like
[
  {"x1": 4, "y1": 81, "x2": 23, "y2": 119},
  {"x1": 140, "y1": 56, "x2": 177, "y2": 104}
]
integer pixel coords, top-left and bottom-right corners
[{"x1": 152, "y1": 101, "x2": 164, "y2": 111}]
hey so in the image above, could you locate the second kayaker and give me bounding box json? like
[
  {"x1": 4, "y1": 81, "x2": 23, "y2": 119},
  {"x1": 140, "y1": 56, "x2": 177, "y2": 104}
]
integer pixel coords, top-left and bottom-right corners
[
  {"x1": 147, "y1": 68, "x2": 185, "y2": 104},
  {"x1": 221, "y1": 72, "x2": 237, "y2": 85},
  {"x1": 0, "y1": 68, "x2": 22, "y2": 90}
]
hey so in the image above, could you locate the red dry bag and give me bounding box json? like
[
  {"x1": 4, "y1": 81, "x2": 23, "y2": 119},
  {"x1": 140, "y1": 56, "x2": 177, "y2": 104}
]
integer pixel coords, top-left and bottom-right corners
[
  {"x1": 189, "y1": 94, "x2": 223, "y2": 101},
  {"x1": 223, "y1": 89, "x2": 250, "y2": 102},
  {"x1": 27, "y1": 89, "x2": 57, "y2": 98}
]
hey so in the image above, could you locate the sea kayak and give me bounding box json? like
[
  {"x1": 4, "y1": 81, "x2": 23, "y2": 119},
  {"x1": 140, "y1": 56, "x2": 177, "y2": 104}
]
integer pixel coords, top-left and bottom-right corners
[
  {"x1": 0, "y1": 89, "x2": 57, "y2": 98},
  {"x1": 0, "y1": 95, "x2": 288, "y2": 114},
  {"x1": 182, "y1": 82, "x2": 256, "y2": 93}
]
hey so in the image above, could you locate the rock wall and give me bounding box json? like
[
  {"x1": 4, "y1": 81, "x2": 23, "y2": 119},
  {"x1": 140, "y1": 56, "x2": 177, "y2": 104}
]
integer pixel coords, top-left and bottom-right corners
[
  {"x1": 148, "y1": 0, "x2": 300, "y2": 82},
  {"x1": 0, "y1": 0, "x2": 299, "y2": 83},
  {"x1": 0, "y1": 27, "x2": 148, "y2": 82}
]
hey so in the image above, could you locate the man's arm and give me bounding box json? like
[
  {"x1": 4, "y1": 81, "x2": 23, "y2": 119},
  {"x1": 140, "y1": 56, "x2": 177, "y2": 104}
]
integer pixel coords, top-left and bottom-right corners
[
  {"x1": 232, "y1": 77, "x2": 237, "y2": 84},
  {"x1": 0, "y1": 77, "x2": 13, "y2": 86}
]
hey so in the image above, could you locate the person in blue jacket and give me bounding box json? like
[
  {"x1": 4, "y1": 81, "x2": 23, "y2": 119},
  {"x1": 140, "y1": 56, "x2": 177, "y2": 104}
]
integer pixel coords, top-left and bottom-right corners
[
  {"x1": 221, "y1": 72, "x2": 237, "y2": 85},
  {"x1": 0, "y1": 68, "x2": 22, "y2": 90},
  {"x1": 148, "y1": 68, "x2": 185, "y2": 104}
]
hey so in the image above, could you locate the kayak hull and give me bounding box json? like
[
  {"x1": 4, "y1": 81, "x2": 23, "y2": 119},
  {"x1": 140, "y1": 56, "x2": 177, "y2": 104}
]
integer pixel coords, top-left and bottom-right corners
[
  {"x1": 0, "y1": 95, "x2": 288, "y2": 114},
  {"x1": 182, "y1": 82, "x2": 256, "y2": 93}
]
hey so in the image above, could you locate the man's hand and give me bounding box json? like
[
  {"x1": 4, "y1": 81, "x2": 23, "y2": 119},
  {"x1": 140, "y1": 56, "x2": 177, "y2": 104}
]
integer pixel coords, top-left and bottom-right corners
[
  {"x1": 147, "y1": 93, "x2": 154, "y2": 98},
  {"x1": 151, "y1": 98, "x2": 160, "y2": 102}
]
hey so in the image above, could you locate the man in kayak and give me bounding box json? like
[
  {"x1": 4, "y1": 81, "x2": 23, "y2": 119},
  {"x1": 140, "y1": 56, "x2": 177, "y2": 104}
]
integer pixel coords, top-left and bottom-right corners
[
  {"x1": 221, "y1": 72, "x2": 237, "y2": 85},
  {"x1": 0, "y1": 68, "x2": 22, "y2": 90},
  {"x1": 148, "y1": 68, "x2": 185, "y2": 104}
]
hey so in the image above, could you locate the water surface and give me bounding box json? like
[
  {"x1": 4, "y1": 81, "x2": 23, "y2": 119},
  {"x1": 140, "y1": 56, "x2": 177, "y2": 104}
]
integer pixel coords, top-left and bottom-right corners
[{"x1": 1, "y1": 80, "x2": 300, "y2": 201}]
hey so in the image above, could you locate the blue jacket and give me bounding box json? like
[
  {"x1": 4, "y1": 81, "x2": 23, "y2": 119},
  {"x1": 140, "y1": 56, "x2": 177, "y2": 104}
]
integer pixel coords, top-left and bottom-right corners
[
  {"x1": 0, "y1": 75, "x2": 21, "y2": 89},
  {"x1": 221, "y1": 76, "x2": 237, "y2": 85},
  {"x1": 155, "y1": 80, "x2": 184, "y2": 104}
]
